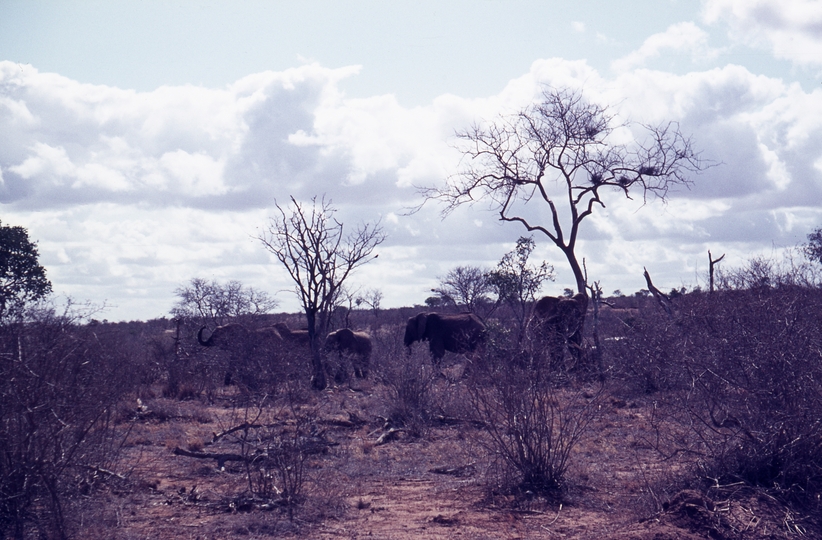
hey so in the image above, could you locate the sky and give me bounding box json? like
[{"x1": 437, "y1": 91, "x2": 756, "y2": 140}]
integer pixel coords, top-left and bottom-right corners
[{"x1": 1, "y1": 0, "x2": 821, "y2": 321}]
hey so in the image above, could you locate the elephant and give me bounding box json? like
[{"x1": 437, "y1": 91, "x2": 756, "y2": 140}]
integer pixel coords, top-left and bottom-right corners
[
  {"x1": 324, "y1": 328, "x2": 373, "y2": 379},
  {"x1": 197, "y1": 323, "x2": 284, "y2": 386},
  {"x1": 197, "y1": 323, "x2": 283, "y2": 348},
  {"x1": 273, "y1": 322, "x2": 311, "y2": 346},
  {"x1": 404, "y1": 312, "x2": 487, "y2": 363},
  {"x1": 528, "y1": 293, "x2": 588, "y2": 368}
]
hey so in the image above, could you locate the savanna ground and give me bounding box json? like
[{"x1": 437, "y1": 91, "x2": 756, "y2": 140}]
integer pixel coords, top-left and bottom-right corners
[
  {"x1": 99, "y1": 380, "x2": 799, "y2": 539},
  {"x1": 3, "y1": 283, "x2": 822, "y2": 539}
]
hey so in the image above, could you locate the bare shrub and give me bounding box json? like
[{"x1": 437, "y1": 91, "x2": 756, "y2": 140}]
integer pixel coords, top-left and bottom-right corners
[
  {"x1": 676, "y1": 286, "x2": 822, "y2": 512},
  {"x1": 374, "y1": 321, "x2": 438, "y2": 436},
  {"x1": 610, "y1": 258, "x2": 822, "y2": 518},
  {"x1": 607, "y1": 302, "x2": 691, "y2": 394},
  {"x1": 241, "y1": 402, "x2": 313, "y2": 514},
  {"x1": 0, "y1": 308, "x2": 137, "y2": 538},
  {"x1": 183, "y1": 384, "x2": 330, "y2": 521},
  {"x1": 468, "y1": 333, "x2": 603, "y2": 496}
]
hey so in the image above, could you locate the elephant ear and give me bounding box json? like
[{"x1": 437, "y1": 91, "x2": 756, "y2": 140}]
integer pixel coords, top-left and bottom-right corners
[{"x1": 415, "y1": 313, "x2": 429, "y2": 340}]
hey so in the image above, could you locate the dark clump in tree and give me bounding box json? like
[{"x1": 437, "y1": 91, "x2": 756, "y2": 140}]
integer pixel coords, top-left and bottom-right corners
[
  {"x1": 0, "y1": 221, "x2": 52, "y2": 322},
  {"x1": 259, "y1": 195, "x2": 385, "y2": 390}
]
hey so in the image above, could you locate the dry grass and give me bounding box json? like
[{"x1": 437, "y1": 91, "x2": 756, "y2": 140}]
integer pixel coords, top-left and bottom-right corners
[{"x1": 58, "y1": 374, "x2": 815, "y2": 540}]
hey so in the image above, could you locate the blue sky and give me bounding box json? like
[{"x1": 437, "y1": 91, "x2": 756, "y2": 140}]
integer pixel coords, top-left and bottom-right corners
[{"x1": 1, "y1": 0, "x2": 821, "y2": 320}]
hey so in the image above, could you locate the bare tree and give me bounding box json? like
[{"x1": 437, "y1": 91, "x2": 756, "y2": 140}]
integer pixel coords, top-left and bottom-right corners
[
  {"x1": 258, "y1": 196, "x2": 385, "y2": 390},
  {"x1": 432, "y1": 265, "x2": 493, "y2": 314},
  {"x1": 708, "y1": 249, "x2": 726, "y2": 293},
  {"x1": 171, "y1": 278, "x2": 278, "y2": 324},
  {"x1": 423, "y1": 87, "x2": 704, "y2": 296}
]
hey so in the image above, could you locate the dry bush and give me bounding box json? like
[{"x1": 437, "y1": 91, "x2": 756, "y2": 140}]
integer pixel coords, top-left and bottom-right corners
[
  {"x1": 467, "y1": 327, "x2": 604, "y2": 497},
  {"x1": 0, "y1": 310, "x2": 138, "y2": 538},
  {"x1": 608, "y1": 261, "x2": 822, "y2": 520},
  {"x1": 677, "y1": 286, "x2": 822, "y2": 513},
  {"x1": 198, "y1": 384, "x2": 330, "y2": 521},
  {"x1": 371, "y1": 317, "x2": 439, "y2": 435}
]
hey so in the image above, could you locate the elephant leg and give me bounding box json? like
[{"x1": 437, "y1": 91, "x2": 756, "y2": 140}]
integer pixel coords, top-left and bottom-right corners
[
  {"x1": 328, "y1": 352, "x2": 350, "y2": 384},
  {"x1": 547, "y1": 330, "x2": 566, "y2": 371},
  {"x1": 430, "y1": 340, "x2": 446, "y2": 364},
  {"x1": 353, "y1": 355, "x2": 368, "y2": 379}
]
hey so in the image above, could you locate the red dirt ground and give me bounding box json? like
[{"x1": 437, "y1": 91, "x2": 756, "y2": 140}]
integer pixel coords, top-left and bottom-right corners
[{"x1": 86, "y1": 378, "x2": 812, "y2": 539}]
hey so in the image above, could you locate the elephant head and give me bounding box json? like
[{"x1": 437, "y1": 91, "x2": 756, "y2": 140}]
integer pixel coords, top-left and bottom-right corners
[
  {"x1": 403, "y1": 312, "x2": 429, "y2": 348},
  {"x1": 404, "y1": 312, "x2": 487, "y2": 362},
  {"x1": 324, "y1": 328, "x2": 373, "y2": 379},
  {"x1": 198, "y1": 323, "x2": 252, "y2": 348}
]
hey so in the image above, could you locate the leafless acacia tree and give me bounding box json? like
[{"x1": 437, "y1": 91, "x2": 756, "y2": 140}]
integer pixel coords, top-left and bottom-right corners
[
  {"x1": 171, "y1": 278, "x2": 278, "y2": 324},
  {"x1": 259, "y1": 196, "x2": 385, "y2": 390},
  {"x1": 432, "y1": 265, "x2": 493, "y2": 314},
  {"x1": 423, "y1": 87, "x2": 704, "y2": 295}
]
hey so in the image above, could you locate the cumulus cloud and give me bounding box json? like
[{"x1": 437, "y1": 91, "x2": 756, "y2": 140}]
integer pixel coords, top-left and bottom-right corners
[
  {"x1": 611, "y1": 22, "x2": 718, "y2": 72},
  {"x1": 0, "y1": 62, "x2": 371, "y2": 210},
  {"x1": 703, "y1": 0, "x2": 822, "y2": 67},
  {"x1": 1, "y1": 57, "x2": 822, "y2": 319}
]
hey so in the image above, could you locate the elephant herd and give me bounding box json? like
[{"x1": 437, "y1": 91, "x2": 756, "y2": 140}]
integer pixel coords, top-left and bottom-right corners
[
  {"x1": 197, "y1": 323, "x2": 373, "y2": 382},
  {"x1": 195, "y1": 292, "x2": 589, "y2": 384}
]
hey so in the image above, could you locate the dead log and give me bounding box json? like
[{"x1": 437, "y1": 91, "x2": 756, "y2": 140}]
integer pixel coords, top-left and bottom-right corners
[
  {"x1": 375, "y1": 427, "x2": 405, "y2": 446},
  {"x1": 173, "y1": 447, "x2": 247, "y2": 469},
  {"x1": 210, "y1": 422, "x2": 263, "y2": 444}
]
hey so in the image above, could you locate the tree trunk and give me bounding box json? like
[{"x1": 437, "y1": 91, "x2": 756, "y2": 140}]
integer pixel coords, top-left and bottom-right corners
[
  {"x1": 563, "y1": 247, "x2": 588, "y2": 366},
  {"x1": 305, "y1": 310, "x2": 327, "y2": 390}
]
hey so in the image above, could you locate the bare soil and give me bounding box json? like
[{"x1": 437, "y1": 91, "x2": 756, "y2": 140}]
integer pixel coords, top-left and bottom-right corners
[{"x1": 86, "y1": 377, "x2": 812, "y2": 539}]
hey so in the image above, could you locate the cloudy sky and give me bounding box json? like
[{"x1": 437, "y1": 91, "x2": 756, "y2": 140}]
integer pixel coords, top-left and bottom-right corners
[{"x1": 1, "y1": 0, "x2": 821, "y2": 321}]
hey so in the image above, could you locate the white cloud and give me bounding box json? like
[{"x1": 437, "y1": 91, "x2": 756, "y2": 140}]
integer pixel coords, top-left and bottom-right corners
[
  {"x1": 703, "y1": 0, "x2": 822, "y2": 67},
  {"x1": 0, "y1": 61, "x2": 365, "y2": 209},
  {"x1": 611, "y1": 22, "x2": 718, "y2": 72},
  {"x1": 2, "y1": 57, "x2": 822, "y2": 319}
]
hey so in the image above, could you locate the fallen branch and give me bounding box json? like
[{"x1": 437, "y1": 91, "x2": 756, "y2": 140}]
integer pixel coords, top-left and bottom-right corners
[
  {"x1": 173, "y1": 447, "x2": 247, "y2": 469},
  {"x1": 83, "y1": 465, "x2": 127, "y2": 481},
  {"x1": 375, "y1": 427, "x2": 406, "y2": 446},
  {"x1": 210, "y1": 422, "x2": 263, "y2": 444}
]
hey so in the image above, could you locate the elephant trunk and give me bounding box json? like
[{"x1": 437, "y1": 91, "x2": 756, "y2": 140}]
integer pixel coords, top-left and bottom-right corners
[
  {"x1": 197, "y1": 326, "x2": 214, "y2": 347},
  {"x1": 403, "y1": 326, "x2": 415, "y2": 347}
]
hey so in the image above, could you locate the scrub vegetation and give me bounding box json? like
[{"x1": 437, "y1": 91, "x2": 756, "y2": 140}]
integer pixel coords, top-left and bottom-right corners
[{"x1": 3, "y1": 246, "x2": 822, "y2": 538}]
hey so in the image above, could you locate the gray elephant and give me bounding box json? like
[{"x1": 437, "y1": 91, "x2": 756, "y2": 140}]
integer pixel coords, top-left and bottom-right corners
[
  {"x1": 197, "y1": 323, "x2": 282, "y2": 348},
  {"x1": 324, "y1": 328, "x2": 373, "y2": 379},
  {"x1": 529, "y1": 293, "x2": 588, "y2": 367},
  {"x1": 404, "y1": 312, "x2": 487, "y2": 362},
  {"x1": 273, "y1": 322, "x2": 311, "y2": 346},
  {"x1": 197, "y1": 323, "x2": 284, "y2": 385}
]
